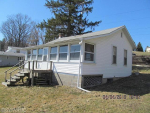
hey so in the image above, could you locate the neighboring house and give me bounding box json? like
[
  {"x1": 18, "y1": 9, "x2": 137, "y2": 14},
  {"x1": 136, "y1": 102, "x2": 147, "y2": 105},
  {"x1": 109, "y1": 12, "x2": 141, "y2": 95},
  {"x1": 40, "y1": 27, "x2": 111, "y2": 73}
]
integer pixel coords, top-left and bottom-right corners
[
  {"x1": 0, "y1": 51, "x2": 24, "y2": 66},
  {"x1": 0, "y1": 46, "x2": 25, "y2": 67},
  {"x1": 0, "y1": 41, "x2": 1, "y2": 51},
  {"x1": 6, "y1": 46, "x2": 26, "y2": 54},
  {"x1": 145, "y1": 46, "x2": 150, "y2": 52},
  {"x1": 20, "y1": 26, "x2": 136, "y2": 88}
]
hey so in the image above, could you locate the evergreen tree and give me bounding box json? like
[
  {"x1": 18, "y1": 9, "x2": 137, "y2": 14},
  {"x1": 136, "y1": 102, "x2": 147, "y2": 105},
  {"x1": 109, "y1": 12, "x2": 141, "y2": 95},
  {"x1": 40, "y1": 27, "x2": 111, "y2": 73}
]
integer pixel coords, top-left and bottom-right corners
[
  {"x1": 136, "y1": 42, "x2": 143, "y2": 52},
  {"x1": 39, "y1": 0, "x2": 101, "y2": 42}
]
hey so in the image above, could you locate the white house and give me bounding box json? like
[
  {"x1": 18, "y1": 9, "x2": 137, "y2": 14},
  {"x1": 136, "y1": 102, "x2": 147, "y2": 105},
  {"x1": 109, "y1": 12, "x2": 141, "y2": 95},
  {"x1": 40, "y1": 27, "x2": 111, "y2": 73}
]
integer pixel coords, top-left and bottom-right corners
[
  {"x1": 6, "y1": 46, "x2": 26, "y2": 54},
  {"x1": 0, "y1": 51, "x2": 24, "y2": 66},
  {"x1": 145, "y1": 46, "x2": 150, "y2": 52},
  {"x1": 0, "y1": 46, "x2": 25, "y2": 67},
  {"x1": 22, "y1": 26, "x2": 136, "y2": 88}
]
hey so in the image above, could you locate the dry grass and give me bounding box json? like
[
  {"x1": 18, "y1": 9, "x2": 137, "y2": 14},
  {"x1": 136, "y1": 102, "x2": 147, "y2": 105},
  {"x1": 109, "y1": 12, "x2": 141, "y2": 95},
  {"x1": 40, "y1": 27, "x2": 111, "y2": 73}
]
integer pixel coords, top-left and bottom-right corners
[
  {"x1": 0, "y1": 67, "x2": 150, "y2": 113},
  {"x1": 133, "y1": 51, "x2": 150, "y2": 56}
]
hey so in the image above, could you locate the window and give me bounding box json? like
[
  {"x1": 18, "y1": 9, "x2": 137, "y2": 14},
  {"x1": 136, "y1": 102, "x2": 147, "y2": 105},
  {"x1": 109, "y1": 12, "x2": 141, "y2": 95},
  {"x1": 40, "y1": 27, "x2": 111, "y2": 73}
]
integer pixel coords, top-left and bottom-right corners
[
  {"x1": 27, "y1": 50, "x2": 31, "y2": 60},
  {"x1": 121, "y1": 32, "x2": 123, "y2": 38},
  {"x1": 84, "y1": 43, "x2": 94, "y2": 61},
  {"x1": 16, "y1": 50, "x2": 20, "y2": 53},
  {"x1": 43, "y1": 48, "x2": 48, "y2": 61},
  {"x1": 112, "y1": 46, "x2": 117, "y2": 64},
  {"x1": 38, "y1": 49, "x2": 43, "y2": 60},
  {"x1": 59, "y1": 45, "x2": 68, "y2": 60},
  {"x1": 50, "y1": 47, "x2": 57, "y2": 60},
  {"x1": 70, "y1": 44, "x2": 80, "y2": 60},
  {"x1": 124, "y1": 50, "x2": 127, "y2": 65},
  {"x1": 32, "y1": 49, "x2": 37, "y2": 60}
]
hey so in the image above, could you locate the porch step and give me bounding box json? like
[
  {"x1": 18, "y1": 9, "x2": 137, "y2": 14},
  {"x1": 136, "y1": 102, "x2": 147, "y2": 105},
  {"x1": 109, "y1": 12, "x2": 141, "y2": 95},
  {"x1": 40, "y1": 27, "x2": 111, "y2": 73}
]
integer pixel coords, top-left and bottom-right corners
[
  {"x1": 15, "y1": 73, "x2": 25, "y2": 77},
  {"x1": 7, "y1": 79, "x2": 16, "y2": 82},
  {"x1": 2, "y1": 82, "x2": 10, "y2": 86}
]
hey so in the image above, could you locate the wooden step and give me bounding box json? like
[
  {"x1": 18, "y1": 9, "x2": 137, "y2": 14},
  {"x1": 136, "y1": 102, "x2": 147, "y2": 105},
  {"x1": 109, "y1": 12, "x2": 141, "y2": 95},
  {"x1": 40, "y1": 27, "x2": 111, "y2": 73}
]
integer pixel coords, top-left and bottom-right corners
[
  {"x1": 7, "y1": 79, "x2": 16, "y2": 82},
  {"x1": 12, "y1": 76, "x2": 20, "y2": 79},
  {"x1": 15, "y1": 73, "x2": 25, "y2": 77}
]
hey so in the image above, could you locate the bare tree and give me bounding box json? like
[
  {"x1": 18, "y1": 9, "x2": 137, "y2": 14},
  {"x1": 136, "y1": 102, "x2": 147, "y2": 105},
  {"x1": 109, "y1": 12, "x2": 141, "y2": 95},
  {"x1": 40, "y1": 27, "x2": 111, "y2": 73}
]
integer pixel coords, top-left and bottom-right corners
[
  {"x1": 27, "y1": 26, "x2": 45, "y2": 46},
  {"x1": 0, "y1": 14, "x2": 35, "y2": 47}
]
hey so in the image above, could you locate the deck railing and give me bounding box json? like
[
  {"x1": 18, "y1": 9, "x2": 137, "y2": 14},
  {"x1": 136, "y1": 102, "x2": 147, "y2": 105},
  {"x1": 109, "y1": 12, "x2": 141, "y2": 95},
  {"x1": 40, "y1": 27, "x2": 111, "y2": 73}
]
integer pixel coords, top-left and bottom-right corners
[
  {"x1": 4, "y1": 60, "x2": 24, "y2": 82},
  {"x1": 4, "y1": 60, "x2": 53, "y2": 82}
]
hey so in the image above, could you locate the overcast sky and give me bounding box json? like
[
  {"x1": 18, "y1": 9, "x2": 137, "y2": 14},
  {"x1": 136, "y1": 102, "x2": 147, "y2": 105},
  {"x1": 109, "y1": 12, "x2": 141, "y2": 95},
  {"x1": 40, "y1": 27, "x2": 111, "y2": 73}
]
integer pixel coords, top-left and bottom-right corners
[{"x1": 0, "y1": 0, "x2": 150, "y2": 50}]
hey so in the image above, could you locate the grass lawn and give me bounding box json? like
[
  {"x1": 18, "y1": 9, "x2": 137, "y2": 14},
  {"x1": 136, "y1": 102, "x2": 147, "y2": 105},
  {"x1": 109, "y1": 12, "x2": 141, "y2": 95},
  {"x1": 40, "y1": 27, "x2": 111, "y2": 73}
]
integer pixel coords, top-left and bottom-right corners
[{"x1": 0, "y1": 67, "x2": 150, "y2": 113}]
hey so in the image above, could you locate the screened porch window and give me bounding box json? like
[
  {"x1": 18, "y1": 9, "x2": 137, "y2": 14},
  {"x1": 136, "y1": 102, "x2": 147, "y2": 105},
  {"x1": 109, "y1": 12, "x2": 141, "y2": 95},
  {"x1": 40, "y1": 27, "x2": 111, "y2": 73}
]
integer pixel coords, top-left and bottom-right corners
[
  {"x1": 43, "y1": 48, "x2": 48, "y2": 61},
  {"x1": 59, "y1": 45, "x2": 68, "y2": 60},
  {"x1": 124, "y1": 50, "x2": 127, "y2": 65},
  {"x1": 38, "y1": 49, "x2": 43, "y2": 60},
  {"x1": 112, "y1": 46, "x2": 117, "y2": 64},
  {"x1": 84, "y1": 43, "x2": 94, "y2": 61},
  {"x1": 50, "y1": 47, "x2": 57, "y2": 60},
  {"x1": 27, "y1": 50, "x2": 31, "y2": 60},
  {"x1": 70, "y1": 44, "x2": 80, "y2": 60},
  {"x1": 32, "y1": 49, "x2": 37, "y2": 60}
]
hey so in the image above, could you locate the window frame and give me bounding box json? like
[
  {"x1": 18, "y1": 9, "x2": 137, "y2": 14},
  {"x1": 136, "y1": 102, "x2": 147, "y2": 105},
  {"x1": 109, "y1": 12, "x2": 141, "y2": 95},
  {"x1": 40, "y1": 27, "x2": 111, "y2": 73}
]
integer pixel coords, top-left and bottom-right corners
[
  {"x1": 84, "y1": 43, "x2": 95, "y2": 63},
  {"x1": 124, "y1": 49, "x2": 127, "y2": 66},
  {"x1": 27, "y1": 50, "x2": 31, "y2": 60},
  {"x1": 50, "y1": 46, "x2": 57, "y2": 61},
  {"x1": 43, "y1": 47, "x2": 48, "y2": 61},
  {"x1": 59, "y1": 45, "x2": 68, "y2": 61},
  {"x1": 112, "y1": 46, "x2": 117, "y2": 65},
  {"x1": 37, "y1": 48, "x2": 43, "y2": 61},
  {"x1": 70, "y1": 44, "x2": 81, "y2": 62},
  {"x1": 32, "y1": 49, "x2": 37, "y2": 60}
]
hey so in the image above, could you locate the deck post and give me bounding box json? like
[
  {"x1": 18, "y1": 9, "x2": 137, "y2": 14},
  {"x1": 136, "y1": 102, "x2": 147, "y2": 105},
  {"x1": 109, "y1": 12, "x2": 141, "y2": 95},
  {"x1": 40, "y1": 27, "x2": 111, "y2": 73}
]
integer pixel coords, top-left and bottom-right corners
[
  {"x1": 31, "y1": 61, "x2": 34, "y2": 86},
  {"x1": 28, "y1": 61, "x2": 30, "y2": 70},
  {"x1": 22, "y1": 60, "x2": 24, "y2": 71},
  {"x1": 50, "y1": 61, "x2": 52, "y2": 70},
  {"x1": 5, "y1": 72, "x2": 7, "y2": 82},
  {"x1": 19, "y1": 60, "x2": 21, "y2": 70},
  {"x1": 36, "y1": 60, "x2": 37, "y2": 69}
]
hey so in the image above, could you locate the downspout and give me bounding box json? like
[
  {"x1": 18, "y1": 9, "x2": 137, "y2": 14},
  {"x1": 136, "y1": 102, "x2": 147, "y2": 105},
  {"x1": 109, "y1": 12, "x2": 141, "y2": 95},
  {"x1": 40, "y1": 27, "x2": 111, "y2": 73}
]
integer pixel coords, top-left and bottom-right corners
[{"x1": 77, "y1": 40, "x2": 90, "y2": 92}]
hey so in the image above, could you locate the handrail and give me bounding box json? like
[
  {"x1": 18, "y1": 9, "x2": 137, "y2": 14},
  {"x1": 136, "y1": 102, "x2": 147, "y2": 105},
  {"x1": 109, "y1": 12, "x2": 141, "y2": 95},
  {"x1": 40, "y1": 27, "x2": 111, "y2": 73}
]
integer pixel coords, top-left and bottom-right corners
[
  {"x1": 9, "y1": 61, "x2": 28, "y2": 82},
  {"x1": 4, "y1": 60, "x2": 24, "y2": 73},
  {"x1": 9, "y1": 61, "x2": 28, "y2": 74},
  {"x1": 4, "y1": 60, "x2": 24, "y2": 82}
]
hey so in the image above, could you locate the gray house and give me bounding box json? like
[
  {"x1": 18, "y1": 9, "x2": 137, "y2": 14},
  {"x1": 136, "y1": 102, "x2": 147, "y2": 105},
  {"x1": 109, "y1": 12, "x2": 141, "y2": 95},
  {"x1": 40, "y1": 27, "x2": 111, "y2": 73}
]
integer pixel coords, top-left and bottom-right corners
[{"x1": 0, "y1": 46, "x2": 25, "y2": 66}]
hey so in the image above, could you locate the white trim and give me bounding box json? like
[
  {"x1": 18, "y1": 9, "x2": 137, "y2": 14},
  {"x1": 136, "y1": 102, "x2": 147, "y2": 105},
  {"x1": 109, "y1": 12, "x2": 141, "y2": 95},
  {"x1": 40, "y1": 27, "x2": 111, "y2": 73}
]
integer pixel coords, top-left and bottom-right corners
[
  {"x1": 111, "y1": 45, "x2": 117, "y2": 65},
  {"x1": 84, "y1": 42, "x2": 95, "y2": 62},
  {"x1": 67, "y1": 44, "x2": 70, "y2": 62}
]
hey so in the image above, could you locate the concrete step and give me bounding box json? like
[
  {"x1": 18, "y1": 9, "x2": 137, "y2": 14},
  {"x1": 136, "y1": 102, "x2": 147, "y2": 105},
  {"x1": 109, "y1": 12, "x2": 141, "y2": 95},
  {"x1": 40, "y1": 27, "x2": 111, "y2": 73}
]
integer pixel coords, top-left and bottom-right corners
[{"x1": 2, "y1": 82, "x2": 10, "y2": 86}]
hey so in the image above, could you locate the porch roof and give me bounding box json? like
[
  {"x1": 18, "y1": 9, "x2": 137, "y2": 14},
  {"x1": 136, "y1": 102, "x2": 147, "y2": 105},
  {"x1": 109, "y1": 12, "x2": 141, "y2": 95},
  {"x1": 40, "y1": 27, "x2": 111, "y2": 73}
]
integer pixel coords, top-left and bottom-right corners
[{"x1": 22, "y1": 25, "x2": 136, "y2": 50}]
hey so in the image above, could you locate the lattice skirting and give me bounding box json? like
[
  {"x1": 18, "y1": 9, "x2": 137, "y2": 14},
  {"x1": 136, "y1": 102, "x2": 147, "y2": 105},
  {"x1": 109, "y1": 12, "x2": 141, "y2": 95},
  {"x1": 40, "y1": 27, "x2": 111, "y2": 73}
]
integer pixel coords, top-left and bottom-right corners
[{"x1": 82, "y1": 75, "x2": 103, "y2": 88}]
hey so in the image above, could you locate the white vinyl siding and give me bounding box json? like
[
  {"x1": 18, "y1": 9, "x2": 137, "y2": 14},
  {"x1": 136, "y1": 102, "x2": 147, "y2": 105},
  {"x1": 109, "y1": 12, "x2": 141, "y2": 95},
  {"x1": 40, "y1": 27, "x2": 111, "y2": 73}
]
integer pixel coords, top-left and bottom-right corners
[{"x1": 82, "y1": 31, "x2": 132, "y2": 78}]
